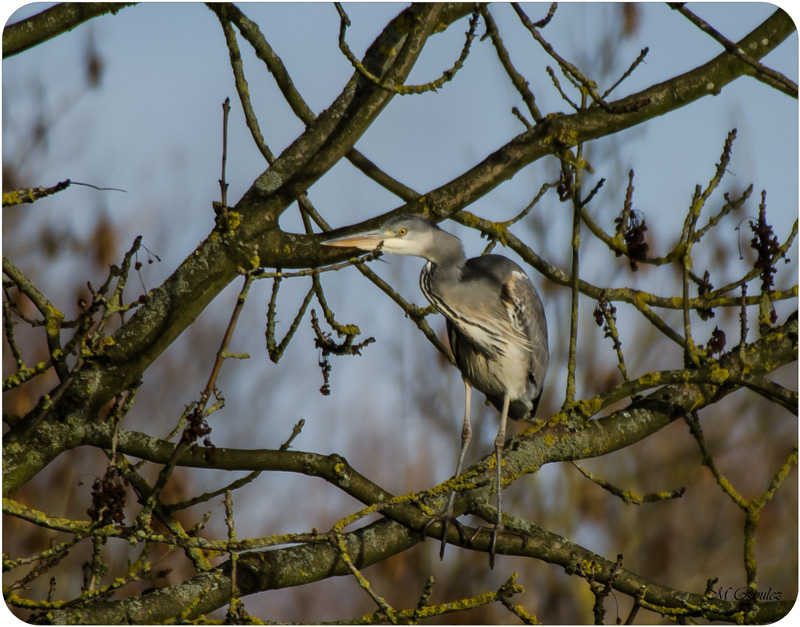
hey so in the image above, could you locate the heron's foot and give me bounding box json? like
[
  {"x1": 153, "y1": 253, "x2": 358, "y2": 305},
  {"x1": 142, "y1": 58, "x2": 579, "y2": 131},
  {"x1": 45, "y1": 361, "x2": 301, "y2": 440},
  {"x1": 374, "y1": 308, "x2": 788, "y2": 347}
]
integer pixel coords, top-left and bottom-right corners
[
  {"x1": 467, "y1": 523, "x2": 501, "y2": 569},
  {"x1": 421, "y1": 511, "x2": 468, "y2": 560},
  {"x1": 468, "y1": 523, "x2": 529, "y2": 569}
]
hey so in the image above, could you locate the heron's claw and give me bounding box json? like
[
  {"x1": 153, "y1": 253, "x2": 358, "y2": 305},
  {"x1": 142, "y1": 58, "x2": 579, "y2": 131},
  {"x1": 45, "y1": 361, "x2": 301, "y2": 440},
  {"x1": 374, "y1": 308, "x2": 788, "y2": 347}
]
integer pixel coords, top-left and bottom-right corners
[
  {"x1": 468, "y1": 524, "x2": 529, "y2": 569},
  {"x1": 467, "y1": 524, "x2": 501, "y2": 569},
  {"x1": 421, "y1": 512, "x2": 467, "y2": 559}
]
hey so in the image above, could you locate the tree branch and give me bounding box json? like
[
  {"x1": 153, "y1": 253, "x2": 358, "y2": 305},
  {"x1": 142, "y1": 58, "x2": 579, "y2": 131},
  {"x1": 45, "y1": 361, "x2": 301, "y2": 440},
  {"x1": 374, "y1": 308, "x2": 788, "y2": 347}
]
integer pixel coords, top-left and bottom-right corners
[
  {"x1": 669, "y1": 3, "x2": 798, "y2": 98},
  {"x1": 2, "y1": 3, "x2": 136, "y2": 59}
]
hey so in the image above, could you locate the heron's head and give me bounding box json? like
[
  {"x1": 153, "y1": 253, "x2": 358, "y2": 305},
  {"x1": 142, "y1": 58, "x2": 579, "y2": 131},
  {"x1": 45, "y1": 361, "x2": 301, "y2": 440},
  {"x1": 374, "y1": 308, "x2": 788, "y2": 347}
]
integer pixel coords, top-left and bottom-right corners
[{"x1": 323, "y1": 215, "x2": 455, "y2": 261}]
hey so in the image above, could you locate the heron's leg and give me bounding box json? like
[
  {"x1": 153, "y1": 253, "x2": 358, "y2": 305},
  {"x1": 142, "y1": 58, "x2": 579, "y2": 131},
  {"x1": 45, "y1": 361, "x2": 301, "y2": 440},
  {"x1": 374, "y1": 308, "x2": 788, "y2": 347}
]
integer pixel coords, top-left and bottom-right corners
[
  {"x1": 422, "y1": 379, "x2": 472, "y2": 557},
  {"x1": 487, "y1": 394, "x2": 511, "y2": 569},
  {"x1": 452, "y1": 379, "x2": 473, "y2": 497}
]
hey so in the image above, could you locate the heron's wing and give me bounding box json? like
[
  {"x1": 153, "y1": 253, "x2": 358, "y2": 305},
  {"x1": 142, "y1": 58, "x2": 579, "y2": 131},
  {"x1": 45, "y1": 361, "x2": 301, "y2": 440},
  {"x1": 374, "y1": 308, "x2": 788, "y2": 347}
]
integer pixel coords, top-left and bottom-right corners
[
  {"x1": 498, "y1": 269, "x2": 549, "y2": 377},
  {"x1": 458, "y1": 256, "x2": 546, "y2": 353}
]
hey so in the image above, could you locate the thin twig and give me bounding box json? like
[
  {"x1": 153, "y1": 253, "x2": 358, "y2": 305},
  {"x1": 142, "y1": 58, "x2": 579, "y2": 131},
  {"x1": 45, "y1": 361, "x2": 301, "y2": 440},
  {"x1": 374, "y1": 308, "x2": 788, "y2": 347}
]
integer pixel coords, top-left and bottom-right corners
[
  {"x1": 197, "y1": 273, "x2": 255, "y2": 414},
  {"x1": 219, "y1": 97, "x2": 231, "y2": 207},
  {"x1": 3, "y1": 256, "x2": 66, "y2": 378},
  {"x1": 331, "y1": 531, "x2": 398, "y2": 624},
  {"x1": 266, "y1": 280, "x2": 315, "y2": 363},
  {"x1": 602, "y1": 47, "x2": 649, "y2": 99},
  {"x1": 572, "y1": 462, "x2": 685, "y2": 504},
  {"x1": 215, "y1": 10, "x2": 276, "y2": 163},
  {"x1": 224, "y1": 490, "x2": 243, "y2": 623},
  {"x1": 334, "y1": 3, "x2": 480, "y2": 95},
  {"x1": 683, "y1": 412, "x2": 749, "y2": 510},
  {"x1": 481, "y1": 5, "x2": 542, "y2": 122},
  {"x1": 563, "y1": 114, "x2": 587, "y2": 409}
]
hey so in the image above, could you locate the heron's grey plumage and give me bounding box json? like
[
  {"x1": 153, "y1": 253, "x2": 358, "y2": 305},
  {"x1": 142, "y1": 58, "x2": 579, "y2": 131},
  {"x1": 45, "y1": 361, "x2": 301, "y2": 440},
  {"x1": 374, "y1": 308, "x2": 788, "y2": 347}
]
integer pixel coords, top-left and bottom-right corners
[
  {"x1": 425, "y1": 254, "x2": 548, "y2": 420},
  {"x1": 324, "y1": 215, "x2": 549, "y2": 567}
]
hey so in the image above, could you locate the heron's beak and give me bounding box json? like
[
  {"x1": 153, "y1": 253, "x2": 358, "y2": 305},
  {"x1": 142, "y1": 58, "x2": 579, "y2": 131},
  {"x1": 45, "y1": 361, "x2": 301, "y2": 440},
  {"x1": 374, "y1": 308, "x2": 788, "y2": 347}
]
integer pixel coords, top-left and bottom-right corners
[{"x1": 322, "y1": 230, "x2": 385, "y2": 251}]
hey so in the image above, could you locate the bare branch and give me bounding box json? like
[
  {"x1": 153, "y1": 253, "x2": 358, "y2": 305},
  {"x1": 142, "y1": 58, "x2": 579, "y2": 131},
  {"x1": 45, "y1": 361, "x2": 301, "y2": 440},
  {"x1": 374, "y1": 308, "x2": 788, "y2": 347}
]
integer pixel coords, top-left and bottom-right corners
[
  {"x1": 670, "y1": 3, "x2": 798, "y2": 98},
  {"x1": 3, "y1": 3, "x2": 136, "y2": 59}
]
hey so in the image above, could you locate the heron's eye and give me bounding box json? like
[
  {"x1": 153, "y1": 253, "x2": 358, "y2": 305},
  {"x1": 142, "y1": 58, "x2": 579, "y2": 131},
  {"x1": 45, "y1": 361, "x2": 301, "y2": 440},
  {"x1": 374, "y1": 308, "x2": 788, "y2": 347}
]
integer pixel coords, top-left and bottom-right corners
[{"x1": 398, "y1": 228, "x2": 407, "y2": 236}]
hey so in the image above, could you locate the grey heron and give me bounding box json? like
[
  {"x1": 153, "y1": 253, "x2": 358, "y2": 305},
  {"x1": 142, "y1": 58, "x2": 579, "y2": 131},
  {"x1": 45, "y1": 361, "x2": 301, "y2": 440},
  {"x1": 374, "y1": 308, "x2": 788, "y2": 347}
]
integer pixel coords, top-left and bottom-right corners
[{"x1": 324, "y1": 215, "x2": 549, "y2": 567}]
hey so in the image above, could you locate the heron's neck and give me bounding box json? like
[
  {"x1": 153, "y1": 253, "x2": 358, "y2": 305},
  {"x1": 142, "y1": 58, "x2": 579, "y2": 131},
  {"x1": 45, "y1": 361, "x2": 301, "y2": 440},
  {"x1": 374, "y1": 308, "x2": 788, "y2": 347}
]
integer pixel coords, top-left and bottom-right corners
[{"x1": 426, "y1": 231, "x2": 466, "y2": 269}]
